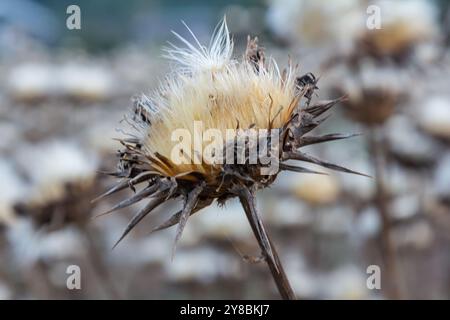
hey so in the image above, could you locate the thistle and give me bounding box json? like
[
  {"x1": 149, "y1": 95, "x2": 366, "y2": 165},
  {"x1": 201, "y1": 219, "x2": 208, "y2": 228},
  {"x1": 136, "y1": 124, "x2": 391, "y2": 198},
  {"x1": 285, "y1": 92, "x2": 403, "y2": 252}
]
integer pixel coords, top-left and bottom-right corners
[
  {"x1": 358, "y1": 0, "x2": 438, "y2": 61},
  {"x1": 96, "y1": 19, "x2": 366, "y2": 299},
  {"x1": 336, "y1": 66, "x2": 407, "y2": 126},
  {"x1": 14, "y1": 141, "x2": 97, "y2": 228}
]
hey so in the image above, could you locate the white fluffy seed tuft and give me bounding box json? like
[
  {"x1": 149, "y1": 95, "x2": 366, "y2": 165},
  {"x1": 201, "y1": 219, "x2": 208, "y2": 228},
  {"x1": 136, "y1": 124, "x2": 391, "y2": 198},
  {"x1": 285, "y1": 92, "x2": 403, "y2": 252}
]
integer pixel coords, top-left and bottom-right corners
[{"x1": 129, "y1": 18, "x2": 300, "y2": 177}]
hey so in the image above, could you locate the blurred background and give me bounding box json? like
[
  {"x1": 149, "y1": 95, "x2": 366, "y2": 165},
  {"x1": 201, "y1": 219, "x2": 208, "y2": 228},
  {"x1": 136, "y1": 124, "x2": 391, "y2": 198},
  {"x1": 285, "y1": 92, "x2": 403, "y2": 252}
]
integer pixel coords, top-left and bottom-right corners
[{"x1": 1, "y1": 0, "x2": 450, "y2": 299}]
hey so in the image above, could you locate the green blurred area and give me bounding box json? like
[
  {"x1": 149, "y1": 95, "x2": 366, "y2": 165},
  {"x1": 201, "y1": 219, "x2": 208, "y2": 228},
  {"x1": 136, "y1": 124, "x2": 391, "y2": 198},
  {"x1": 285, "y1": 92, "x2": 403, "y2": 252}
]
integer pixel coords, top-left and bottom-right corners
[{"x1": 36, "y1": 0, "x2": 265, "y2": 51}]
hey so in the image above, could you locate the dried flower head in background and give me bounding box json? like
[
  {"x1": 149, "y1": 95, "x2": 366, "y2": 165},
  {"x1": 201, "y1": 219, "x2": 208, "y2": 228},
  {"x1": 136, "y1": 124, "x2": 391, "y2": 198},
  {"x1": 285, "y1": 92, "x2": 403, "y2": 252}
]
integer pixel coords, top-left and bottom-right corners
[
  {"x1": 336, "y1": 65, "x2": 408, "y2": 125},
  {"x1": 266, "y1": 0, "x2": 365, "y2": 50},
  {"x1": 267, "y1": 0, "x2": 440, "y2": 66},
  {"x1": 359, "y1": 0, "x2": 438, "y2": 60},
  {"x1": 97, "y1": 19, "x2": 366, "y2": 298},
  {"x1": 14, "y1": 141, "x2": 98, "y2": 228}
]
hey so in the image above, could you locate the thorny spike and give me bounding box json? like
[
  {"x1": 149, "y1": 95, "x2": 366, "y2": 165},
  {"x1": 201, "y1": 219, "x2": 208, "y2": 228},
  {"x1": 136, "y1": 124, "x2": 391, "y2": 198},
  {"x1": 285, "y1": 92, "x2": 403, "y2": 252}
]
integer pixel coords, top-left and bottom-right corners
[
  {"x1": 94, "y1": 182, "x2": 161, "y2": 218},
  {"x1": 91, "y1": 172, "x2": 154, "y2": 203},
  {"x1": 96, "y1": 169, "x2": 124, "y2": 177},
  {"x1": 112, "y1": 195, "x2": 167, "y2": 249},
  {"x1": 279, "y1": 163, "x2": 327, "y2": 175},
  {"x1": 172, "y1": 182, "x2": 206, "y2": 258},
  {"x1": 151, "y1": 210, "x2": 182, "y2": 234},
  {"x1": 292, "y1": 113, "x2": 322, "y2": 137},
  {"x1": 149, "y1": 198, "x2": 213, "y2": 234},
  {"x1": 128, "y1": 171, "x2": 156, "y2": 186},
  {"x1": 304, "y1": 97, "x2": 345, "y2": 117},
  {"x1": 300, "y1": 133, "x2": 361, "y2": 147},
  {"x1": 284, "y1": 151, "x2": 371, "y2": 177},
  {"x1": 287, "y1": 96, "x2": 342, "y2": 141},
  {"x1": 316, "y1": 114, "x2": 332, "y2": 126},
  {"x1": 91, "y1": 179, "x2": 130, "y2": 203}
]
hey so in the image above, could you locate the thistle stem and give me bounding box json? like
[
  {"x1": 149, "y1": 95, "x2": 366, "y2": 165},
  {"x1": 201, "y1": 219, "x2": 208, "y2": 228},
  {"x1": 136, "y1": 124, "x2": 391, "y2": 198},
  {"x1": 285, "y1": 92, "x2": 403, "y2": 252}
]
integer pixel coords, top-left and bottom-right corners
[
  {"x1": 369, "y1": 128, "x2": 403, "y2": 299},
  {"x1": 239, "y1": 187, "x2": 296, "y2": 300}
]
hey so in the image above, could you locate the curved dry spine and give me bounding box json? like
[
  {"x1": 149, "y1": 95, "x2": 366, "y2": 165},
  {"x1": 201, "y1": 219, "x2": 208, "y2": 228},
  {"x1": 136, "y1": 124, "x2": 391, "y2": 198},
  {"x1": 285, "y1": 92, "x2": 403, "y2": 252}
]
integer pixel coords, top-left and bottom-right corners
[
  {"x1": 112, "y1": 193, "x2": 168, "y2": 249},
  {"x1": 98, "y1": 19, "x2": 366, "y2": 299}
]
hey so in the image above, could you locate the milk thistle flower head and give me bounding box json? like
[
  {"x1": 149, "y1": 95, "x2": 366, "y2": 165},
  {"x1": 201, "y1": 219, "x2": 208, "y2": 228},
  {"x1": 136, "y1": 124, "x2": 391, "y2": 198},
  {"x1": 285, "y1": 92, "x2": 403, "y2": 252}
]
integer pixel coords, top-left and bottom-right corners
[{"x1": 97, "y1": 18, "x2": 366, "y2": 299}]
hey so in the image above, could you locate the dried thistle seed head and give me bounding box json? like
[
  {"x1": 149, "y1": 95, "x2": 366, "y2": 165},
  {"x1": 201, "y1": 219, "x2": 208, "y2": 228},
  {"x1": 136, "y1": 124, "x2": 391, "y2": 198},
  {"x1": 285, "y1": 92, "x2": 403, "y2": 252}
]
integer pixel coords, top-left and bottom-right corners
[
  {"x1": 336, "y1": 66, "x2": 407, "y2": 126},
  {"x1": 14, "y1": 182, "x2": 95, "y2": 228},
  {"x1": 266, "y1": 0, "x2": 365, "y2": 49},
  {"x1": 358, "y1": 0, "x2": 438, "y2": 60},
  {"x1": 14, "y1": 142, "x2": 97, "y2": 227},
  {"x1": 99, "y1": 18, "x2": 365, "y2": 250},
  {"x1": 340, "y1": 87, "x2": 400, "y2": 125}
]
